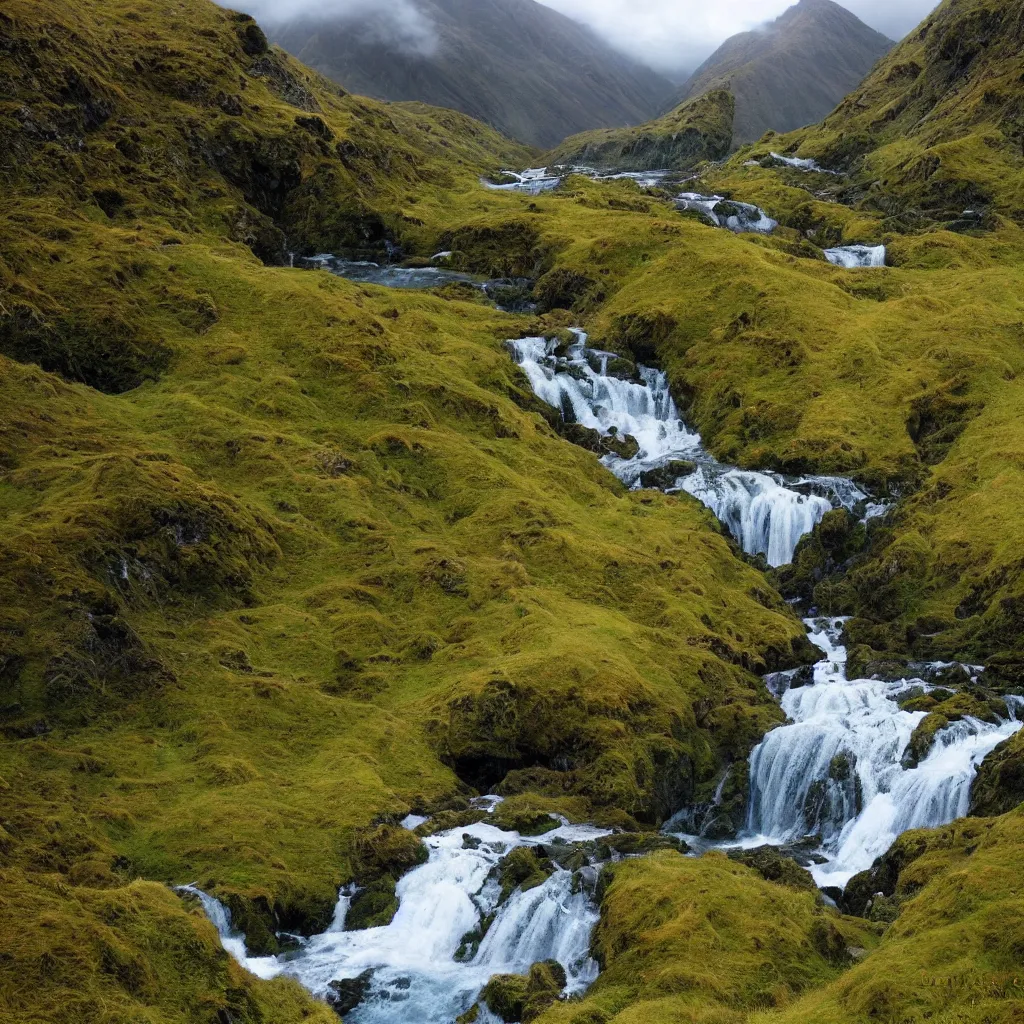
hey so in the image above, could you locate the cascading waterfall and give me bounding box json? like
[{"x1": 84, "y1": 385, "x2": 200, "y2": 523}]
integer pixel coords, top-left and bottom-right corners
[
  {"x1": 824, "y1": 245, "x2": 886, "y2": 268},
  {"x1": 744, "y1": 619, "x2": 1023, "y2": 887},
  {"x1": 675, "y1": 193, "x2": 778, "y2": 233},
  {"x1": 510, "y1": 332, "x2": 865, "y2": 566},
  {"x1": 180, "y1": 805, "x2": 611, "y2": 1024}
]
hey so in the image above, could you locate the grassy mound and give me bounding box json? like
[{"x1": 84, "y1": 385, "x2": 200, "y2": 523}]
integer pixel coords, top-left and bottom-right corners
[
  {"x1": 544, "y1": 90, "x2": 735, "y2": 173},
  {"x1": 534, "y1": 850, "x2": 878, "y2": 1024}
]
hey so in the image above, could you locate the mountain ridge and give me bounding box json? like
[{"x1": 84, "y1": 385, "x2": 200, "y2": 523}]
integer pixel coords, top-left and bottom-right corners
[
  {"x1": 267, "y1": 0, "x2": 675, "y2": 149},
  {"x1": 668, "y1": 0, "x2": 894, "y2": 146}
]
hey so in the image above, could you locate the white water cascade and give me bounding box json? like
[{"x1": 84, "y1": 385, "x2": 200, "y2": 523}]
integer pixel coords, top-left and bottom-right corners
[
  {"x1": 675, "y1": 192, "x2": 778, "y2": 233},
  {"x1": 510, "y1": 332, "x2": 865, "y2": 566},
  {"x1": 180, "y1": 807, "x2": 611, "y2": 1024},
  {"x1": 744, "y1": 619, "x2": 1023, "y2": 888},
  {"x1": 824, "y1": 245, "x2": 886, "y2": 268}
]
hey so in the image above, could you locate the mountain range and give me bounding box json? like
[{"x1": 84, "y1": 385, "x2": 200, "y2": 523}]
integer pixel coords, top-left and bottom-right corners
[{"x1": 266, "y1": 0, "x2": 674, "y2": 149}]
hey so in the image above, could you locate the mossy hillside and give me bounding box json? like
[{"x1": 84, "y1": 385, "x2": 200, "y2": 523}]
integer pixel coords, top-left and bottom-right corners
[
  {"x1": 729, "y1": 0, "x2": 1024, "y2": 226},
  {"x1": 461, "y1": 173, "x2": 1024, "y2": 666},
  {"x1": 0, "y1": 213, "x2": 817, "y2": 991},
  {"x1": 765, "y1": 810, "x2": 1024, "y2": 1024},
  {"x1": 0, "y1": 867, "x2": 336, "y2": 1024},
  {"x1": 0, "y1": 0, "x2": 530, "y2": 325},
  {"x1": 533, "y1": 850, "x2": 878, "y2": 1024},
  {"x1": 543, "y1": 90, "x2": 736, "y2": 173}
]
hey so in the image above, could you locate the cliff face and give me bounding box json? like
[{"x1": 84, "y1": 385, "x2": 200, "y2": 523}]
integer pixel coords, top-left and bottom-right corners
[
  {"x1": 668, "y1": 0, "x2": 893, "y2": 146},
  {"x1": 268, "y1": 0, "x2": 674, "y2": 149}
]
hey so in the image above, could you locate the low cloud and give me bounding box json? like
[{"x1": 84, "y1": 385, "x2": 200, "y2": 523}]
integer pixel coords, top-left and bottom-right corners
[
  {"x1": 231, "y1": 0, "x2": 439, "y2": 55},
  {"x1": 536, "y1": 0, "x2": 939, "y2": 77}
]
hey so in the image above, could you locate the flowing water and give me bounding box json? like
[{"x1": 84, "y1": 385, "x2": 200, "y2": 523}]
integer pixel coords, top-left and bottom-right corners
[
  {"x1": 183, "y1": 227, "x2": 1016, "y2": 1019},
  {"x1": 299, "y1": 256, "x2": 482, "y2": 289},
  {"x1": 741, "y1": 618, "x2": 1022, "y2": 887},
  {"x1": 509, "y1": 331, "x2": 864, "y2": 566},
  {"x1": 675, "y1": 193, "x2": 777, "y2": 233},
  {"x1": 180, "y1": 805, "x2": 611, "y2": 1024},
  {"x1": 824, "y1": 245, "x2": 886, "y2": 268}
]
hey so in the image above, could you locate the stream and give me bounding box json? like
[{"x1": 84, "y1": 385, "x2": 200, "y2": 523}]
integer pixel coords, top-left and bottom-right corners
[
  {"x1": 182, "y1": 273, "x2": 1014, "y2": 1023},
  {"x1": 181, "y1": 807, "x2": 613, "y2": 1024}
]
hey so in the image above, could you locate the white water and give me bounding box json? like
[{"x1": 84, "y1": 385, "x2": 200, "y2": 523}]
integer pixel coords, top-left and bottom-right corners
[
  {"x1": 824, "y1": 245, "x2": 886, "y2": 268},
  {"x1": 481, "y1": 166, "x2": 678, "y2": 195},
  {"x1": 744, "y1": 618, "x2": 1022, "y2": 887},
  {"x1": 510, "y1": 332, "x2": 864, "y2": 566},
  {"x1": 180, "y1": 807, "x2": 611, "y2": 1023},
  {"x1": 675, "y1": 192, "x2": 777, "y2": 233}
]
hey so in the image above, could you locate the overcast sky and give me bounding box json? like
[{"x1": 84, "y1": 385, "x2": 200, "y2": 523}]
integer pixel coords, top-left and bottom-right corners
[
  {"x1": 237, "y1": 0, "x2": 939, "y2": 77},
  {"x1": 537, "y1": 0, "x2": 939, "y2": 74}
]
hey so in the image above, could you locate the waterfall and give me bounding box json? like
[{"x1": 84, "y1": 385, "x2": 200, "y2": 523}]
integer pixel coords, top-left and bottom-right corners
[
  {"x1": 179, "y1": 807, "x2": 611, "y2": 1024},
  {"x1": 675, "y1": 193, "x2": 777, "y2": 233},
  {"x1": 744, "y1": 619, "x2": 1022, "y2": 887},
  {"x1": 510, "y1": 332, "x2": 866, "y2": 566},
  {"x1": 824, "y1": 245, "x2": 886, "y2": 268}
]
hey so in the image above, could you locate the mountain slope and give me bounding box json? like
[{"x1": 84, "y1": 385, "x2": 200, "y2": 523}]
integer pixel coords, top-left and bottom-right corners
[
  {"x1": 759, "y1": 0, "x2": 1024, "y2": 222},
  {"x1": 0, "y1": 0, "x2": 819, "y2": 1018},
  {"x1": 266, "y1": 0, "x2": 674, "y2": 149},
  {"x1": 669, "y1": 0, "x2": 893, "y2": 146},
  {"x1": 545, "y1": 89, "x2": 735, "y2": 172}
]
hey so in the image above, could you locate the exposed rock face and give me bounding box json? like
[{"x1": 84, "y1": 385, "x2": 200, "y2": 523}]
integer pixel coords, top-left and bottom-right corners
[{"x1": 667, "y1": 0, "x2": 893, "y2": 146}]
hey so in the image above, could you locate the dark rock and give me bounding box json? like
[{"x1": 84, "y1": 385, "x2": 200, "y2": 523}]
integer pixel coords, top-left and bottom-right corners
[
  {"x1": 326, "y1": 970, "x2": 374, "y2": 1016},
  {"x1": 728, "y1": 845, "x2": 818, "y2": 892},
  {"x1": 638, "y1": 460, "x2": 697, "y2": 490},
  {"x1": 969, "y1": 731, "x2": 1024, "y2": 816}
]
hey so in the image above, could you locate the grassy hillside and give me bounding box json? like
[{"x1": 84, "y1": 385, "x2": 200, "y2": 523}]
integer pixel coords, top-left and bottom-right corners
[
  {"x1": 533, "y1": 810, "x2": 1024, "y2": 1024},
  {"x1": 745, "y1": 0, "x2": 1024, "y2": 223},
  {"x1": 6, "y1": 0, "x2": 1024, "y2": 1019},
  {"x1": 0, "y1": 1, "x2": 818, "y2": 1019},
  {"x1": 543, "y1": 90, "x2": 735, "y2": 172}
]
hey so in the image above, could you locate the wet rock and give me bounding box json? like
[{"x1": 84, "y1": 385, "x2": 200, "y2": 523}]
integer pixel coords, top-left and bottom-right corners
[
  {"x1": 497, "y1": 847, "x2": 555, "y2": 902},
  {"x1": 482, "y1": 960, "x2": 567, "y2": 1023},
  {"x1": 638, "y1": 460, "x2": 696, "y2": 490},
  {"x1": 326, "y1": 970, "x2": 374, "y2": 1016},
  {"x1": 969, "y1": 731, "x2": 1024, "y2": 816}
]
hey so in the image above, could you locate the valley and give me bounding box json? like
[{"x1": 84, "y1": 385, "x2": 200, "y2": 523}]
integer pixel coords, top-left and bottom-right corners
[{"x1": 2, "y1": 0, "x2": 1024, "y2": 1023}]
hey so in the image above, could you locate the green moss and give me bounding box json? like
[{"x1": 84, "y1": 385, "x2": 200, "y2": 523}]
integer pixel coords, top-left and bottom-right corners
[
  {"x1": 534, "y1": 850, "x2": 877, "y2": 1024},
  {"x1": 546, "y1": 90, "x2": 735, "y2": 173}
]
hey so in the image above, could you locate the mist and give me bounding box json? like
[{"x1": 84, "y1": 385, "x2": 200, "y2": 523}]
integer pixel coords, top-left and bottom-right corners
[
  {"x1": 537, "y1": 0, "x2": 940, "y2": 75},
  {"x1": 226, "y1": 0, "x2": 940, "y2": 77},
  {"x1": 233, "y1": 0, "x2": 439, "y2": 55}
]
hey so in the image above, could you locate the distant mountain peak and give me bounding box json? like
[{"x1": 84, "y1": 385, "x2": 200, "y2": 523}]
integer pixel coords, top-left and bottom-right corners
[{"x1": 668, "y1": 0, "x2": 893, "y2": 147}]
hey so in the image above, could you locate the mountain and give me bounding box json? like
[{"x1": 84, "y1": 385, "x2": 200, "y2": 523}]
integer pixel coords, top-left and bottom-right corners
[
  {"x1": 545, "y1": 89, "x2": 735, "y2": 172},
  {"x1": 757, "y1": 0, "x2": 1024, "y2": 221},
  {"x1": 668, "y1": 0, "x2": 893, "y2": 146},
  {"x1": 266, "y1": 0, "x2": 675, "y2": 149}
]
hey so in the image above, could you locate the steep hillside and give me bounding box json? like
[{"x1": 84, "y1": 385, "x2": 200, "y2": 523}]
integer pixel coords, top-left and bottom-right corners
[
  {"x1": 753, "y1": 0, "x2": 1024, "y2": 222},
  {"x1": 545, "y1": 89, "x2": 735, "y2": 172},
  {"x1": 0, "y1": 0, "x2": 818, "y2": 1018},
  {"x1": 669, "y1": 0, "x2": 893, "y2": 146},
  {"x1": 267, "y1": 0, "x2": 674, "y2": 149}
]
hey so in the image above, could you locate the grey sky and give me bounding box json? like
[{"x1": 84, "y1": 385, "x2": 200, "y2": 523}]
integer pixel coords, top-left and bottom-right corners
[
  {"x1": 536, "y1": 0, "x2": 939, "y2": 74},
  {"x1": 232, "y1": 0, "x2": 940, "y2": 76}
]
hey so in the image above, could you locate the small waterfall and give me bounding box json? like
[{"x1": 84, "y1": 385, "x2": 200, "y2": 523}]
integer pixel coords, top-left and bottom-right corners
[
  {"x1": 180, "y1": 807, "x2": 611, "y2": 1024},
  {"x1": 675, "y1": 193, "x2": 777, "y2": 233},
  {"x1": 510, "y1": 332, "x2": 866, "y2": 566},
  {"x1": 744, "y1": 619, "x2": 1022, "y2": 887},
  {"x1": 824, "y1": 245, "x2": 886, "y2": 268}
]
